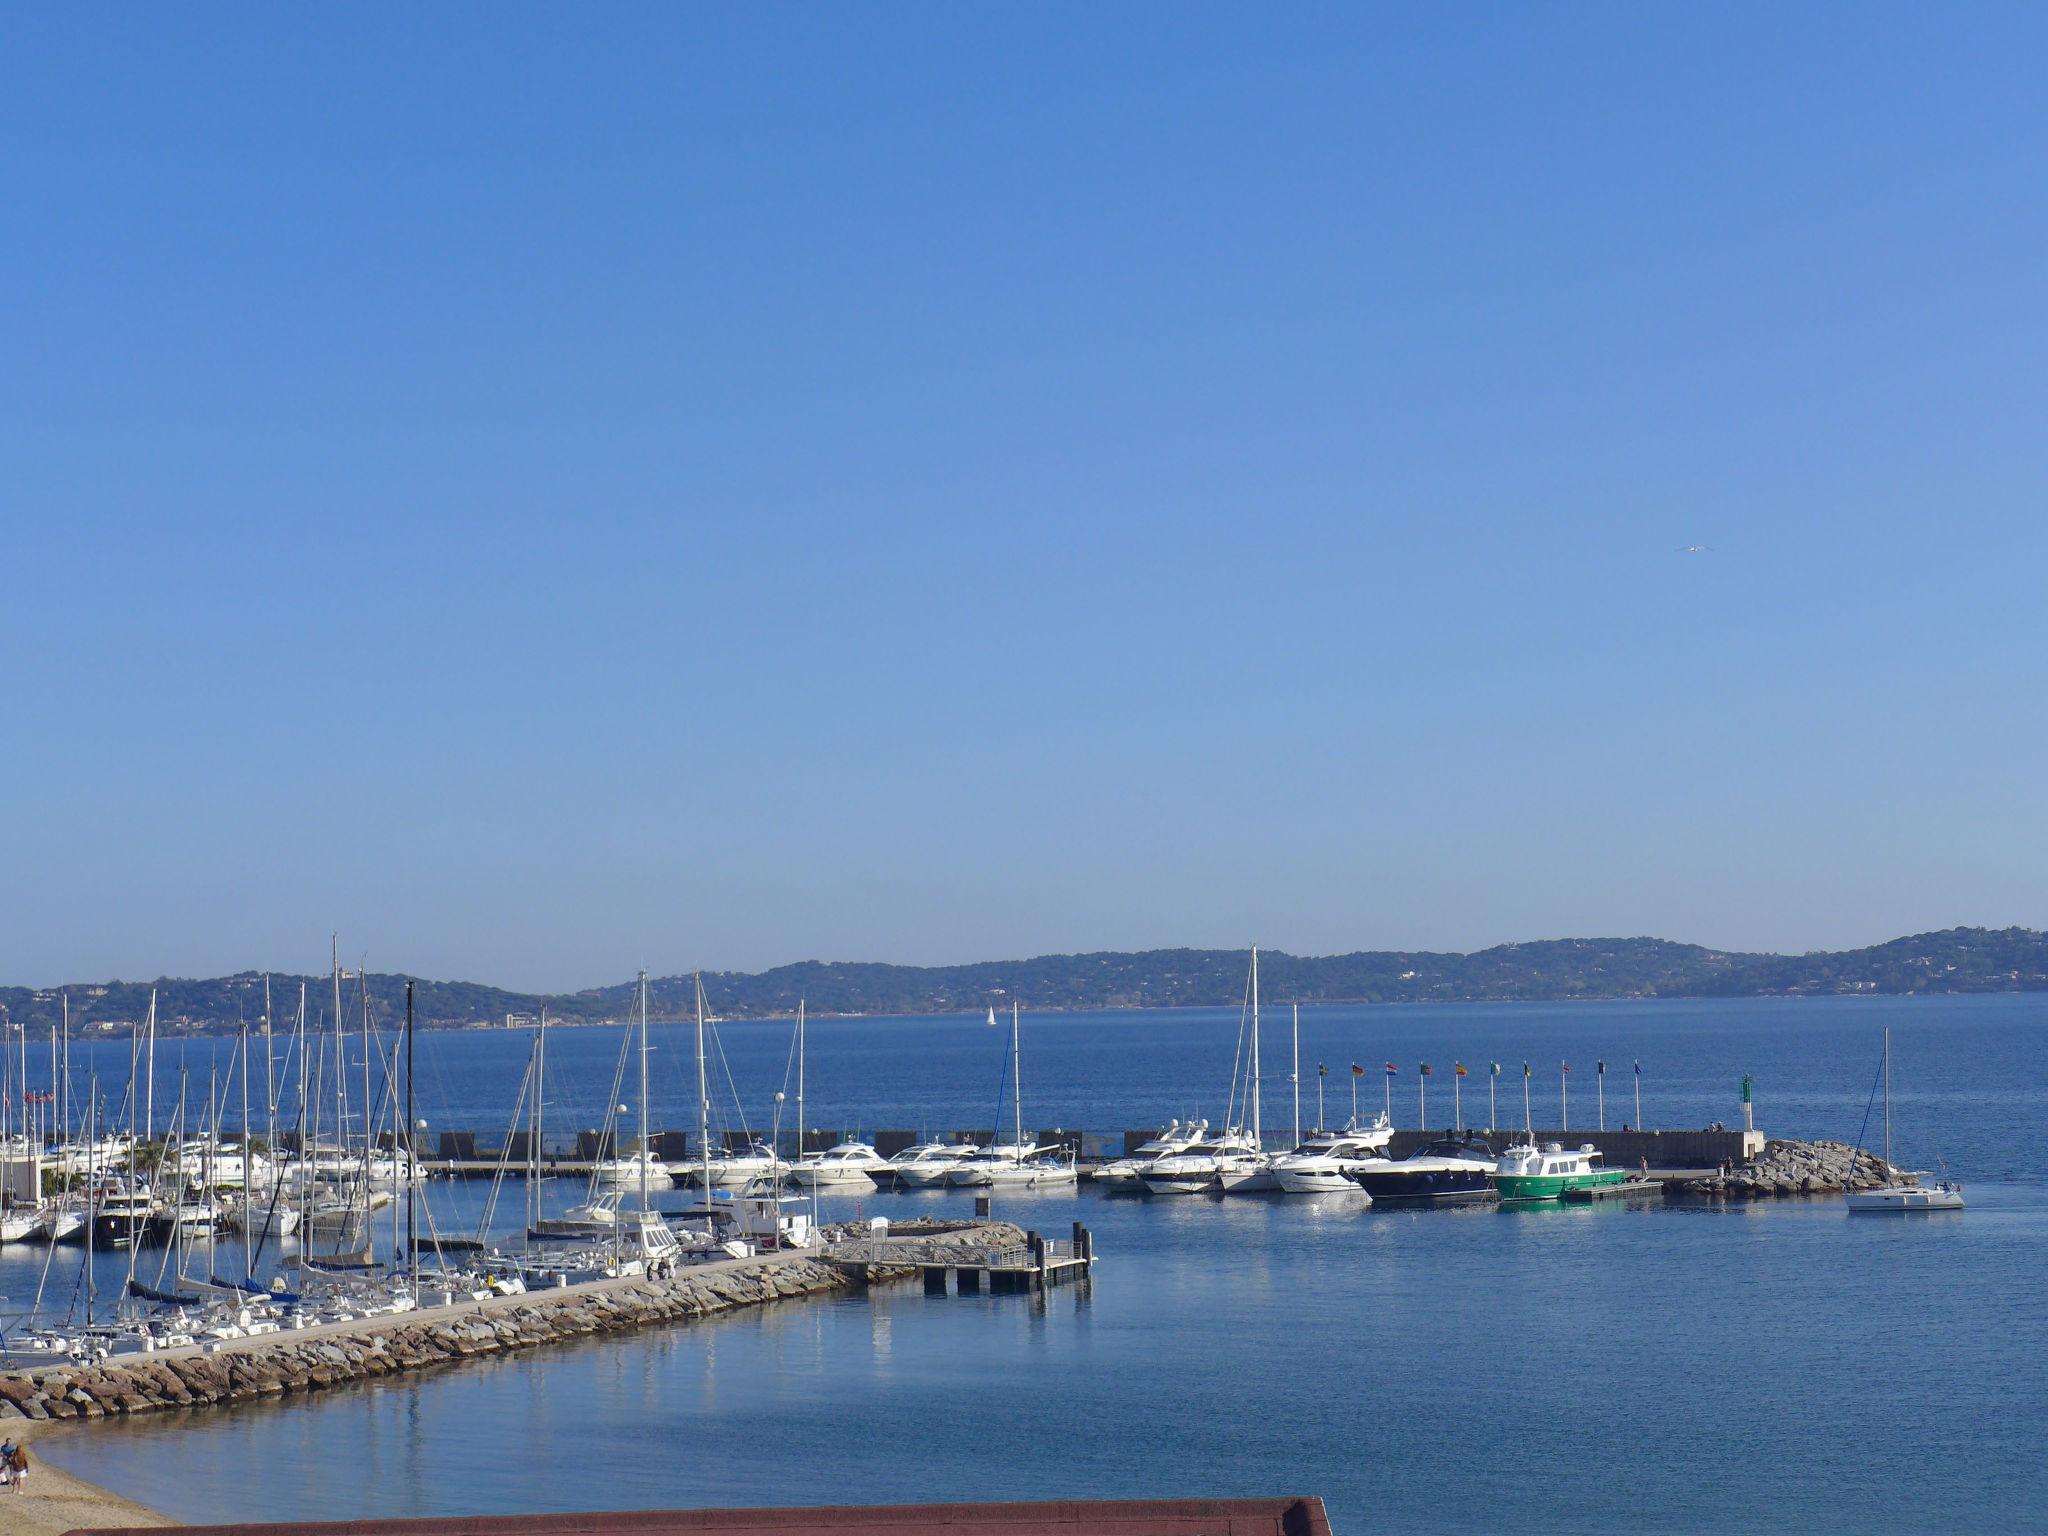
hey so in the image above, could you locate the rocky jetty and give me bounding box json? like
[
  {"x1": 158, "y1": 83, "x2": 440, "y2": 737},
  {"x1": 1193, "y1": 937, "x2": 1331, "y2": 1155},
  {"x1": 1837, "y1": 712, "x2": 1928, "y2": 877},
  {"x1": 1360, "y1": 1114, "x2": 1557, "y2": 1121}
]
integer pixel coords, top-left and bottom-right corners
[
  {"x1": 1671, "y1": 1139, "x2": 1899, "y2": 1200},
  {"x1": 0, "y1": 1223, "x2": 1024, "y2": 1425}
]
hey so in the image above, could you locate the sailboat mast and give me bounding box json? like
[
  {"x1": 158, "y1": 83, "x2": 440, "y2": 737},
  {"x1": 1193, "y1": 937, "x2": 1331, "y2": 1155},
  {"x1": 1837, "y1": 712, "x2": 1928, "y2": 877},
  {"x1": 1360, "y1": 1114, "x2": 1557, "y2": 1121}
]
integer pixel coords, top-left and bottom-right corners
[
  {"x1": 1883, "y1": 1027, "x2": 1893, "y2": 1169},
  {"x1": 796, "y1": 999, "x2": 806, "y2": 1163},
  {"x1": 1249, "y1": 946, "x2": 1262, "y2": 1150},
  {"x1": 405, "y1": 980, "x2": 417, "y2": 1302},
  {"x1": 239, "y1": 1016, "x2": 250, "y2": 1282},
  {"x1": 1291, "y1": 1001, "x2": 1301, "y2": 1147},
  {"x1": 145, "y1": 988, "x2": 156, "y2": 1147},
  {"x1": 695, "y1": 975, "x2": 710, "y2": 1196},
  {"x1": 532, "y1": 1008, "x2": 546, "y2": 1232},
  {"x1": 1011, "y1": 999, "x2": 1023, "y2": 1153},
  {"x1": 637, "y1": 971, "x2": 651, "y2": 1216}
]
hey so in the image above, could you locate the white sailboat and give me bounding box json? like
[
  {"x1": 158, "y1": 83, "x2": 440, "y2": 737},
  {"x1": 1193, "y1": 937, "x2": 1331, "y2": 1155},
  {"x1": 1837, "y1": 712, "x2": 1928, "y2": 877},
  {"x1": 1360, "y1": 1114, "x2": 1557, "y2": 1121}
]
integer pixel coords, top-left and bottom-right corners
[
  {"x1": 1215, "y1": 948, "x2": 1280, "y2": 1194},
  {"x1": 1845, "y1": 1029, "x2": 1963, "y2": 1213},
  {"x1": 947, "y1": 1000, "x2": 1076, "y2": 1188}
]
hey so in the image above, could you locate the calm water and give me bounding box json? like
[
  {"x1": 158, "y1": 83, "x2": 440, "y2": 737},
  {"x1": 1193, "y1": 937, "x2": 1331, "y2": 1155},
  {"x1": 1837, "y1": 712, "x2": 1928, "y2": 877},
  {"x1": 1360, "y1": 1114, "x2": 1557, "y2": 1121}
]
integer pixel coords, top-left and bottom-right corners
[{"x1": 23, "y1": 995, "x2": 2048, "y2": 1534}]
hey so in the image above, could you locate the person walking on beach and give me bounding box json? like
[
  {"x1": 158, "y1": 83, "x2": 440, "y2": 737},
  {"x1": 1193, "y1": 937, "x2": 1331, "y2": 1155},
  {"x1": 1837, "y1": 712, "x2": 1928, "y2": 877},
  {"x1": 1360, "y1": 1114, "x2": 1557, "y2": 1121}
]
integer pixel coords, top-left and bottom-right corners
[
  {"x1": 0, "y1": 1437, "x2": 16, "y2": 1489},
  {"x1": 6, "y1": 1440, "x2": 26, "y2": 1491}
]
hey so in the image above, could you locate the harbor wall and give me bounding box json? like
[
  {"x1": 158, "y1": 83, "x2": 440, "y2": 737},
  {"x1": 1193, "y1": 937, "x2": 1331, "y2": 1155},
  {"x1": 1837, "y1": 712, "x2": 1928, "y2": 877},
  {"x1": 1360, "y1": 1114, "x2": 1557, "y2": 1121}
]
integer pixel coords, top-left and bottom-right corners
[{"x1": 1382, "y1": 1127, "x2": 1763, "y2": 1166}]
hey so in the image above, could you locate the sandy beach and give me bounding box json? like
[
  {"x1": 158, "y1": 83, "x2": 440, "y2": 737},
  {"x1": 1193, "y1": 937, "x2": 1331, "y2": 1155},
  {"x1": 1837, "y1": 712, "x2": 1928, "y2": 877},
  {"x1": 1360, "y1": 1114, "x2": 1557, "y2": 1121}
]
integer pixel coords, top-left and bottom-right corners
[{"x1": 2, "y1": 1423, "x2": 178, "y2": 1533}]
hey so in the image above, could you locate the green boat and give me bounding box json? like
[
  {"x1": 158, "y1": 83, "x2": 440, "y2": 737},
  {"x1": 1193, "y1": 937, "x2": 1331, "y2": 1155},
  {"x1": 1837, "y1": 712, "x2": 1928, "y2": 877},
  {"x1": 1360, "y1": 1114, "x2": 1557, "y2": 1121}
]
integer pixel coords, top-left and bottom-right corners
[{"x1": 1491, "y1": 1142, "x2": 1628, "y2": 1201}]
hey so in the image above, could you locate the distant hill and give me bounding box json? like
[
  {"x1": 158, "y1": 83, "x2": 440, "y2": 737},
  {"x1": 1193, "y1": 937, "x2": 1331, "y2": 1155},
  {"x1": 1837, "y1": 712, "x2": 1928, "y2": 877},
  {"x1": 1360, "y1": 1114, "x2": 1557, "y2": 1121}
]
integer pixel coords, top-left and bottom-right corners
[{"x1": 4, "y1": 927, "x2": 2044, "y2": 1038}]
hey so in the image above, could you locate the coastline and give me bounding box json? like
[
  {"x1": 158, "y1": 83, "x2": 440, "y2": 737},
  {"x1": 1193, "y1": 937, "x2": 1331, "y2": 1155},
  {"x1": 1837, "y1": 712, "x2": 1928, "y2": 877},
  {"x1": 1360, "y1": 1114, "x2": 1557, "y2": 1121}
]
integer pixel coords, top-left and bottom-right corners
[{"x1": 4, "y1": 1422, "x2": 178, "y2": 1532}]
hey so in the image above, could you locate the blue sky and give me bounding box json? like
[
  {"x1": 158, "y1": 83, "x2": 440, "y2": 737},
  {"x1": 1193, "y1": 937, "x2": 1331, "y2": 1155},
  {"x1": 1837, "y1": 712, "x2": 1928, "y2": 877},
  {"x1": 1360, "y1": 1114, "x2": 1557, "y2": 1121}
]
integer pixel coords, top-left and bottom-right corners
[{"x1": 6, "y1": 6, "x2": 2046, "y2": 990}]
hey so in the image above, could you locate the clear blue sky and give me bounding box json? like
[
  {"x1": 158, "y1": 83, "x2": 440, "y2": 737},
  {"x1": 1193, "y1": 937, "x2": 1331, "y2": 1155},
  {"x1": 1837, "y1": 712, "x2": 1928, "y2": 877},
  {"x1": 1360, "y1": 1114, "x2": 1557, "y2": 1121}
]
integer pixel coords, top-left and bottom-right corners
[{"x1": 7, "y1": 6, "x2": 2046, "y2": 991}]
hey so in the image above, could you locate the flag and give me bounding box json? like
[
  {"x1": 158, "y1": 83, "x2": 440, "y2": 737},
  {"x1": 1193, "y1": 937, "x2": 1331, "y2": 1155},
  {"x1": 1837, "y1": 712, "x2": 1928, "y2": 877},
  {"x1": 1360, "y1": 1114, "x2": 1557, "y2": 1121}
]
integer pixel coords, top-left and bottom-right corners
[
  {"x1": 1634, "y1": 1060, "x2": 1641, "y2": 1077},
  {"x1": 1598, "y1": 1060, "x2": 1606, "y2": 1076},
  {"x1": 1419, "y1": 1062, "x2": 1432, "y2": 1077},
  {"x1": 1318, "y1": 1063, "x2": 1328, "y2": 1078},
  {"x1": 1490, "y1": 1061, "x2": 1500, "y2": 1077},
  {"x1": 1351, "y1": 1063, "x2": 1365, "y2": 1077},
  {"x1": 1384, "y1": 1062, "x2": 1398, "y2": 1076},
  {"x1": 1562, "y1": 1061, "x2": 1571, "y2": 1074},
  {"x1": 1454, "y1": 1063, "x2": 1468, "y2": 1077},
  {"x1": 1522, "y1": 1061, "x2": 1531, "y2": 1077}
]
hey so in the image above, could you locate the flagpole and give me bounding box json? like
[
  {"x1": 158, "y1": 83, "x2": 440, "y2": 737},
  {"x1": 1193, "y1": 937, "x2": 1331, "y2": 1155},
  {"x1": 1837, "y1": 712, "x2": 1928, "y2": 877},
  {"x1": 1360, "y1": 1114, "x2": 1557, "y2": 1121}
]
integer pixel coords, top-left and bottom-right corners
[
  {"x1": 1382, "y1": 1067, "x2": 1390, "y2": 1127},
  {"x1": 1634, "y1": 1061, "x2": 1642, "y2": 1130},
  {"x1": 1522, "y1": 1063, "x2": 1532, "y2": 1139},
  {"x1": 1453, "y1": 1068, "x2": 1461, "y2": 1132},
  {"x1": 1597, "y1": 1060, "x2": 1605, "y2": 1132},
  {"x1": 1418, "y1": 1066, "x2": 1426, "y2": 1129},
  {"x1": 1489, "y1": 1065, "x2": 1496, "y2": 1132},
  {"x1": 1561, "y1": 1062, "x2": 1569, "y2": 1133}
]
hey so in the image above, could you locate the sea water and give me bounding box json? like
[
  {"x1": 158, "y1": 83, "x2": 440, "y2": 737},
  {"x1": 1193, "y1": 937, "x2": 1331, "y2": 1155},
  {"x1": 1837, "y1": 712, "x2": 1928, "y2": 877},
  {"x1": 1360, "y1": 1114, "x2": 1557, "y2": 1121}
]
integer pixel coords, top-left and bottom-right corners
[{"x1": 19, "y1": 994, "x2": 2048, "y2": 1533}]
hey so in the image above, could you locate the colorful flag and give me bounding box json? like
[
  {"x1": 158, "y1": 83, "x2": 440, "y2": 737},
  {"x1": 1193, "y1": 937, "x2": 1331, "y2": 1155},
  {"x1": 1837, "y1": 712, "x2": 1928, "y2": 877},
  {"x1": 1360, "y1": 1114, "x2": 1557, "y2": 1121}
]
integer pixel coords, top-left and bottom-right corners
[
  {"x1": 1351, "y1": 1063, "x2": 1365, "y2": 1076},
  {"x1": 1454, "y1": 1062, "x2": 1468, "y2": 1077},
  {"x1": 1419, "y1": 1062, "x2": 1432, "y2": 1077},
  {"x1": 1562, "y1": 1061, "x2": 1571, "y2": 1074},
  {"x1": 1490, "y1": 1061, "x2": 1500, "y2": 1077},
  {"x1": 1384, "y1": 1062, "x2": 1398, "y2": 1076},
  {"x1": 1522, "y1": 1061, "x2": 1531, "y2": 1077},
  {"x1": 1318, "y1": 1063, "x2": 1328, "y2": 1078}
]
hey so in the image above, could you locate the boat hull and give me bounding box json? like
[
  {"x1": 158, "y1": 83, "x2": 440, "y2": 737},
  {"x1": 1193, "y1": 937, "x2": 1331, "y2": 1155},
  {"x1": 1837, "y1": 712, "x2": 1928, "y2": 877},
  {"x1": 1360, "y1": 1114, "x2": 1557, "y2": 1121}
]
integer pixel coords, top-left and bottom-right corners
[
  {"x1": 1845, "y1": 1186, "x2": 1964, "y2": 1212},
  {"x1": 1493, "y1": 1169, "x2": 1628, "y2": 1202},
  {"x1": 1352, "y1": 1167, "x2": 1496, "y2": 1206}
]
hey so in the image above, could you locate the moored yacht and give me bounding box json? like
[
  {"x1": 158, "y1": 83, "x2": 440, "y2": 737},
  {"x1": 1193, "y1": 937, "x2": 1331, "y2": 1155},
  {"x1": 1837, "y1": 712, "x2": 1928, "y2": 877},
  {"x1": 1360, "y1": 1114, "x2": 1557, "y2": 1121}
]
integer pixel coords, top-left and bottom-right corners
[
  {"x1": 1351, "y1": 1131, "x2": 1498, "y2": 1207},
  {"x1": 1491, "y1": 1142, "x2": 1626, "y2": 1201},
  {"x1": 591, "y1": 1150, "x2": 674, "y2": 1189},
  {"x1": 700, "y1": 1141, "x2": 782, "y2": 1187},
  {"x1": 1093, "y1": 1120, "x2": 1205, "y2": 1191},
  {"x1": 787, "y1": 1140, "x2": 889, "y2": 1188},
  {"x1": 1270, "y1": 1129, "x2": 1385, "y2": 1195},
  {"x1": 1140, "y1": 1130, "x2": 1261, "y2": 1195},
  {"x1": 885, "y1": 1141, "x2": 984, "y2": 1188}
]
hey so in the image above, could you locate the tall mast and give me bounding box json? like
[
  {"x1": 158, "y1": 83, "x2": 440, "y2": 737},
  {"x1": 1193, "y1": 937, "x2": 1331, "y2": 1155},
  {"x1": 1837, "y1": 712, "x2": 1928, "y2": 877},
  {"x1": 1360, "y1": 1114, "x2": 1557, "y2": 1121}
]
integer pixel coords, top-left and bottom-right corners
[
  {"x1": 84, "y1": 1076, "x2": 97, "y2": 1327},
  {"x1": 531, "y1": 1008, "x2": 547, "y2": 1234},
  {"x1": 406, "y1": 981, "x2": 417, "y2": 1303},
  {"x1": 1882, "y1": 1027, "x2": 1893, "y2": 1169},
  {"x1": 637, "y1": 971, "x2": 651, "y2": 1217},
  {"x1": 60, "y1": 993, "x2": 69, "y2": 1152},
  {"x1": 359, "y1": 965, "x2": 373, "y2": 1247},
  {"x1": 1291, "y1": 1001, "x2": 1301, "y2": 1147},
  {"x1": 1011, "y1": 999, "x2": 1023, "y2": 1154},
  {"x1": 145, "y1": 987, "x2": 156, "y2": 1147},
  {"x1": 694, "y1": 975, "x2": 710, "y2": 1196},
  {"x1": 1249, "y1": 946, "x2": 1262, "y2": 1150},
  {"x1": 239, "y1": 1014, "x2": 251, "y2": 1283}
]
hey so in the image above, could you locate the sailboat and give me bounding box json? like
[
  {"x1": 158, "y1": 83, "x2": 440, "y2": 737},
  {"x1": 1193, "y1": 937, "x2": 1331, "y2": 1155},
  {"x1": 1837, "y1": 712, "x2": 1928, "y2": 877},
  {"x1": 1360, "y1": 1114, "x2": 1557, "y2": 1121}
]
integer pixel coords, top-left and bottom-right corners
[
  {"x1": 1845, "y1": 1029, "x2": 1963, "y2": 1213},
  {"x1": 946, "y1": 1001, "x2": 1076, "y2": 1188}
]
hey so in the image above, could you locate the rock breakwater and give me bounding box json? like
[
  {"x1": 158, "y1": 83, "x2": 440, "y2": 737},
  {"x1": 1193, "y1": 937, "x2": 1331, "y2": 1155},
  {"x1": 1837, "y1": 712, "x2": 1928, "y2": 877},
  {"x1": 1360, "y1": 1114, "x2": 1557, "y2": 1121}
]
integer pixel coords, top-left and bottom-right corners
[
  {"x1": 1671, "y1": 1139, "x2": 1897, "y2": 1200},
  {"x1": 0, "y1": 1222, "x2": 1024, "y2": 1425}
]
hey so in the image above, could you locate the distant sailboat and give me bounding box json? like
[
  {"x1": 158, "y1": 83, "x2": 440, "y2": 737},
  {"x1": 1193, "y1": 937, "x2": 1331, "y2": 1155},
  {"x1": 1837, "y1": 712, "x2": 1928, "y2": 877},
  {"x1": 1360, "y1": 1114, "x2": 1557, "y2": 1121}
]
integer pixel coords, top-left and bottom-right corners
[
  {"x1": 1845, "y1": 1028, "x2": 1963, "y2": 1213},
  {"x1": 987, "y1": 1007, "x2": 998, "y2": 1028}
]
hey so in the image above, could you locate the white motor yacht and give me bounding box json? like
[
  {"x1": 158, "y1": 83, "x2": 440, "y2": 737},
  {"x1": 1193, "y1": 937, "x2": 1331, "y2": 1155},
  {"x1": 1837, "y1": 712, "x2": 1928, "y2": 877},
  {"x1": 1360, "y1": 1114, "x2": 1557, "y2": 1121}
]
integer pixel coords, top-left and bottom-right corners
[
  {"x1": 879, "y1": 1141, "x2": 983, "y2": 1188},
  {"x1": 787, "y1": 1140, "x2": 889, "y2": 1189},
  {"x1": 1270, "y1": 1130, "x2": 1385, "y2": 1194},
  {"x1": 1093, "y1": 1120, "x2": 1205, "y2": 1191},
  {"x1": 591, "y1": 1151, "x2": 674, "y2": 1189},
  {"x1": 701, "y1": 1141, "x2": 782, "y2": 1187},
  {"x1": 1140, "y1": 1131, "x2": 1261, "y2": 1195}
]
